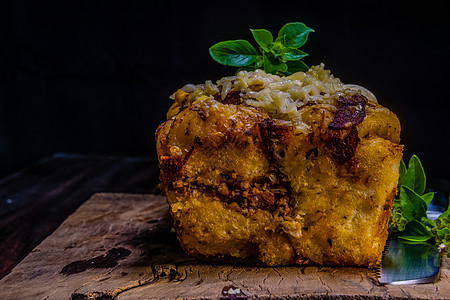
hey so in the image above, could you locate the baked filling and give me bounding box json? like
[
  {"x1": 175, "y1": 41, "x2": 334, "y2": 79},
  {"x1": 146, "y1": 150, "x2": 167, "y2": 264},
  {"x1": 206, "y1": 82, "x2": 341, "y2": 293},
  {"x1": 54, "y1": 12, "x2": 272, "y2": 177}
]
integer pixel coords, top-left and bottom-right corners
[{"x1": 156, "y1": 65, "x2": 403, "y2": 267}]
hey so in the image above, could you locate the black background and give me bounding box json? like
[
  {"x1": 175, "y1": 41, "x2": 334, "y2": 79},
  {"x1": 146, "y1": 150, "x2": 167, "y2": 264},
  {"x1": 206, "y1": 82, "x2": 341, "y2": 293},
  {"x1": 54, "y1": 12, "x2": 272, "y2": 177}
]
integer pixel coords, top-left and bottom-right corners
[{"x1": 1, "y1": 1, "x2": 449, "y2": 181}]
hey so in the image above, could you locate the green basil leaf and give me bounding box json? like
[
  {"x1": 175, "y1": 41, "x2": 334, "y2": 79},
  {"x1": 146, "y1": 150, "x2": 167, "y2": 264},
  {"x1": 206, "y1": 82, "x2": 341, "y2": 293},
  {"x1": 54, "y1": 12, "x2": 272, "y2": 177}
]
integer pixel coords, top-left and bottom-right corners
[
  {"x1": 436, "y1": 227, "x2": 450, "y2": 239},
  {"x1": 250, "y1": 29, "x2": 273, "y2": 52},
  {"x1": 397, "y1": 160, "x2": 407, "y2": 192},
  {"x1": 278, "y1": 22, "x2": 314, "y2": 48},
  {"x1": 400, "y1": 186, "x2": 428, "y2": 221},
  {"x1": 280, "y1": 48, "x2": 308, "y2": 61},
  {"x1": 403, "y1": 155, "x2": 426, "y2": 195},
  {"x1": 398, "y1": 220, "x2": 433, "y2": 242},
  {"x1": 398, "y1": 235, "x2": 434, "y2": 242},
  {"x1": 273, "y1": 38, "x2": 284, "y2": 50},
  {"x1": 286, "y1": 60, "x2": 309, "y2": 73},
  {"x1": 263, "y1": 51, "x2": 287, "y2": 74},
  {"x1": 255, "y1": 55, "x2": 264, "y2": 68},
  {"x1": 209, "y1": 40, "x2": 258, "y2": 67},
  {"x1": 399, "y1": 159, "x2": 407, "y2": 177},
  {"x1": 421, "y1": 192, "x2": 435, "y2": 205},
  {"x1": 237, "y1": 65, "x2": 257, "y2": 73},
  {"x1": 236, "y1": 55, "x2": 263, "y2": 73},
  {"x1": 396, "y1": 240, "x2": 433, "y2": 245},
  {"x1": 438, "y1": 200, "x2": 450, "y2": 220}
]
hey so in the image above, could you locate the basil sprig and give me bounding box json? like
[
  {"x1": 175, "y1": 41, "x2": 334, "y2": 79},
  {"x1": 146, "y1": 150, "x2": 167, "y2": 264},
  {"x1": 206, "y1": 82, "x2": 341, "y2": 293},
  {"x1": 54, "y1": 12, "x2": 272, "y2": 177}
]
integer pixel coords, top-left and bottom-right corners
[
  {"x1": 389, "y1": 155, "x2": 450, "y2": 252},
  {"x1": 209, "y1": 22, "x2": 314, "y2": 75}
]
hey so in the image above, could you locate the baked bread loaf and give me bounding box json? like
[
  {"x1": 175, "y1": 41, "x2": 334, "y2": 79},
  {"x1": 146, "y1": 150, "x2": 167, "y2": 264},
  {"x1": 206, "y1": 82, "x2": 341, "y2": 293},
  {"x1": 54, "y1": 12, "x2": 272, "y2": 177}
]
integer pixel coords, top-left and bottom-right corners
[{"x1": 156, "y1": 64, "x2": 403, "y2": 267}]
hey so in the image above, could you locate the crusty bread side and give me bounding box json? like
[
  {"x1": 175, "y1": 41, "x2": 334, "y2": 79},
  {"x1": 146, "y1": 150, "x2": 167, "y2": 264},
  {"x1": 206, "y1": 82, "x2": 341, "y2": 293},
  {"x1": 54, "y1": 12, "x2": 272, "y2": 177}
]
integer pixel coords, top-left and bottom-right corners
[{"x1": 156, "y1": 92, "x2": 402, "y2": 267}]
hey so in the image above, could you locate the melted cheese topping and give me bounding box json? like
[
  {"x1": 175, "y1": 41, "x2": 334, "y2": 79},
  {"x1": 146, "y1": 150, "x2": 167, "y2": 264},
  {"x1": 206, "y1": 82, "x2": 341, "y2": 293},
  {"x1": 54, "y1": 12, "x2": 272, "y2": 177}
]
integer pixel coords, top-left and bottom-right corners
[{"x1": 172, "y1": 64, "x2": 377, "y2": 129}]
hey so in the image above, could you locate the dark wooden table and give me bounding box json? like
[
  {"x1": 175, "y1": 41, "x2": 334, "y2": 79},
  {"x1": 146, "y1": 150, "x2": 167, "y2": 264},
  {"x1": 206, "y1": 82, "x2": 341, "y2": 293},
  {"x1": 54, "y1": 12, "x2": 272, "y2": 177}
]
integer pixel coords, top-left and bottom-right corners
[{"x1": 0, "y1": 153, "x2": 160, "y2": 280}]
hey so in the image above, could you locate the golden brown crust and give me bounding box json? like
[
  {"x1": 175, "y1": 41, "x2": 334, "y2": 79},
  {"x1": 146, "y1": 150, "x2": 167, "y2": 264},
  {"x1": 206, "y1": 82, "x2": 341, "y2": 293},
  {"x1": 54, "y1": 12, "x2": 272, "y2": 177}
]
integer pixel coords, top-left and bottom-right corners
[{"x1": 156, "y1": 93, "x2": 402, "y2": 267}]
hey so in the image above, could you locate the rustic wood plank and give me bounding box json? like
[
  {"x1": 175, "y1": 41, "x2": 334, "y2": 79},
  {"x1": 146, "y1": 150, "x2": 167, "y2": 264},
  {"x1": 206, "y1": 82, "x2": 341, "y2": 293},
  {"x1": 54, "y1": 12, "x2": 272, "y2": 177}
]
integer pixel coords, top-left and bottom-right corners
[
  {"x1": 0, "y1": 153, "x2": 160, "y2": 279},
  {"x1": 0, "y1": 193, "x2": 448, "y2": 299}
]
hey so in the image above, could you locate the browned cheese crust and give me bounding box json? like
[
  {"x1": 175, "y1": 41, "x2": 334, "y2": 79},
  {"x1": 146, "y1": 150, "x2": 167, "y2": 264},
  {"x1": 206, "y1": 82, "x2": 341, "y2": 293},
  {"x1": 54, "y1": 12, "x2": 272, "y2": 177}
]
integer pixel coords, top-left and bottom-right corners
[{"x1": 156, "y1": 87, "x2": 403, "y2": 267}]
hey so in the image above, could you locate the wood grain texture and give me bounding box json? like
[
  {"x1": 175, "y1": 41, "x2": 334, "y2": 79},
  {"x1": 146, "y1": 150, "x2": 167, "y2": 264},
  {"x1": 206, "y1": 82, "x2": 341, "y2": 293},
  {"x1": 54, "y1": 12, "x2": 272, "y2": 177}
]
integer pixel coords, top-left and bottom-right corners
[
  {"x1": 0, "y1": 193, "x2": 448, "y2": 299},
  {"x1": 0, "y1": 153, "x2": 160, "y2": 279}
]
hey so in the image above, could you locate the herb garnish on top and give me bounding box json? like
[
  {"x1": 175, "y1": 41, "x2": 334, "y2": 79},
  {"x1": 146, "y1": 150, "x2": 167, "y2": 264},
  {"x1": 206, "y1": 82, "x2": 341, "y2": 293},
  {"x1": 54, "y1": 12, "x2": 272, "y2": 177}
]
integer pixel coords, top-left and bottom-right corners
[{"x1": 209, "y1": 22, "x2": 314, "y2": 75}]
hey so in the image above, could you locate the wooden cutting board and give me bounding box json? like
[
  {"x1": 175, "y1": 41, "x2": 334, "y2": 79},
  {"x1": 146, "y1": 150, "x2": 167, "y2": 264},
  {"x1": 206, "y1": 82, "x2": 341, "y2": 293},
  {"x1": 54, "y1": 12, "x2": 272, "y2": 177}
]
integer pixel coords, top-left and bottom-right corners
[{"x1": 0, "y1": 193, "x2": 448, "y2": 299}]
